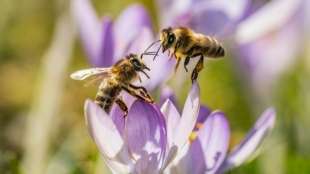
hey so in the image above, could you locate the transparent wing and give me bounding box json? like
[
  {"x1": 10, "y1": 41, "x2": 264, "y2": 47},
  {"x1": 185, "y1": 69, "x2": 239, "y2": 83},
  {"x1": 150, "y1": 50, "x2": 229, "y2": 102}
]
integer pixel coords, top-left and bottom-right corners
[
  {"x1": 70, "y1": 67, "x2": 112, "y2": 80},
  {"x1": 83, "y1": 75, "x2": 106, "y2": 87}
]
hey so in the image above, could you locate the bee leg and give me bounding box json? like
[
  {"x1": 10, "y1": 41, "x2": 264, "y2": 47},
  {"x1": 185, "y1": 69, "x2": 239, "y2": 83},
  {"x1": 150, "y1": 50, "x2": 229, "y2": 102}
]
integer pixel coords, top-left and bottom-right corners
[
  {"x1": 175, "y1": 58, "x2": 181, "y2": 73},
  {"x1": 115, "y1": 98, "x2": 128, "y2": 117},
  {"x1": 129, "y1": 84, "x2": 153, "y2": 101},
  {"x1": 184, "y1": 56, "x2": 190, "y2": 72},
  {"x1": 191, "y1": 54, "x2": 204, "y2": 83},
  {"x1": 129, "y1": 84, "x2": 148, "y2": 93},
  {"x1": 122, "y1": 85, "x2": 154, "y2": 103}
]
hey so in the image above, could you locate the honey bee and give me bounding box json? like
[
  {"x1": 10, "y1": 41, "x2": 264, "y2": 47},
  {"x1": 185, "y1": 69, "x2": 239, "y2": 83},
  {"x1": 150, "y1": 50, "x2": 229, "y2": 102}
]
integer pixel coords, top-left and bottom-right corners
[
  {"x1": 70, "y1": 54, "x2": 154, "y2": 116},
  {"x1": 145, "y1": 27, "x2": 225, "y2": 83}
]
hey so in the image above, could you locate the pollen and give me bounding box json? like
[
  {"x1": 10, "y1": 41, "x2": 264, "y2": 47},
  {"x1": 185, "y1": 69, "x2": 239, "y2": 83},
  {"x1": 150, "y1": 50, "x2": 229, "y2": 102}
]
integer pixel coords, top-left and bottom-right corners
[
  {"x1": 195, "y1": 122, "x2": 203, "y2": 129},
  {"x1": 189, "y1": 131, "x2": 198, "y2": 143}
]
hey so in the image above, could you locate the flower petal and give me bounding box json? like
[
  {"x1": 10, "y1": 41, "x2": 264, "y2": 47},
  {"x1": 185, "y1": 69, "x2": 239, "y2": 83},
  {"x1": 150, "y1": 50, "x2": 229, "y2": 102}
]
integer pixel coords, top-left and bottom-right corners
[
  {"x1": 194, "y1": 105, "x2": 211, "y2": 131},
  {"x1": 125, "y1": 100, "x2": 167, "y2": 170},
  {"x1": 103, "y1": 157, "x2": 132, "y2": 174},
  {"x1": 161, "y1": 99, "x2": 180, "y2": 148},
  {"x1": 199, "y1": 111, "x2": 230, "y2": 173},
  {"x1": 109, "y1": 92, "x2": 136, "y2": 135},
  {"x1": 128, "y1": 28, "x2": 174, "y2": 90},
  {"x1": 236, "y1": 0, "x2": 303, "y2": 43},
  {"x1": 173, "y1": 82, "x2": 200, "y2": 151},
  {"x1": 71, "y1": 0, "x2": 102, "y2": 65},
  {"x1": 186, "y1": 0, "x2": 250, "y2": 37},
  {"x1": 84, "y1": 99, "x2": 124, "y2": 158},
  {"x1": 98, "y1": 17, "x2": 115, "y2": 67},
  {"x1": 110, "y1": 105, "x2": 126, "y2": 136},
  {"x1": 159, "y1": 86, "x2": 178, "y2": 108},
  {"x1": 220, "y1": 108, "x2": 276, "y2": 172},
  {"x1": 134, "y1": 153, "x2": 160, "y2": 174},
  {"x1": 236, "y1": 10, "x2": 303, "y2": 96},
  {"x1": 114, "y1": 4, "x2": 152, "y2": 59},
  {"x1": 171, "y1": 111, "x2": 230, "y2": 174}
]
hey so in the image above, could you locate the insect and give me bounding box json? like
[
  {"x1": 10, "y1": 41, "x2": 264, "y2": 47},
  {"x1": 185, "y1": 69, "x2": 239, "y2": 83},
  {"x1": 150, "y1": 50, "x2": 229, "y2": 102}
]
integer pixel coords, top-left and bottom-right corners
[
  {"x1": 144, "y1": 27, "x2": 225, "y2": 83},
  {"x1": 70, "y1": 54, "x2": 154, "y2": 116}
]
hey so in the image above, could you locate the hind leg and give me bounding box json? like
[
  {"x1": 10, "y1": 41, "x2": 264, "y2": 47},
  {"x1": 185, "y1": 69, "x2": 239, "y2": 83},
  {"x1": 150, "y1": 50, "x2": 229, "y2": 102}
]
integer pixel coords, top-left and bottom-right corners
[
  {"x1": 174, "y1": 58, "x2": 181, "y2": 73},
  {"x1": 191, "y1": 54, "x2": 204, "y2": 83},
  {"x1": 115, "y1": 98, "x2": 128, "y2": 117},
  {"x1": 184, "y1": 56, "x2": 190, "y2": 72}
]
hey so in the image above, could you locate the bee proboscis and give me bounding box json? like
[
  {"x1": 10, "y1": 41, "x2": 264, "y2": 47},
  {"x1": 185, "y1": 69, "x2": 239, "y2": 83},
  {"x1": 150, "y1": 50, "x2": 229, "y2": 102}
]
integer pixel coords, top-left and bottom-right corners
[{"x1": 70, "y1": 54, "x2": 154, "y2": 116}]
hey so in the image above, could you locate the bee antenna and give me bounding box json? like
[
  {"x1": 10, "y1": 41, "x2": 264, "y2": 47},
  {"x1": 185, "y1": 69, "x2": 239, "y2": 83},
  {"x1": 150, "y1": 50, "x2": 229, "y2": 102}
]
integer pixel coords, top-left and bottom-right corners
[
  {"x1": 140, "y1": 40, "x2": 161, "y2": 59},
  {"x1": 153, "y1": 45, "x2": 162, "y2": 61}
]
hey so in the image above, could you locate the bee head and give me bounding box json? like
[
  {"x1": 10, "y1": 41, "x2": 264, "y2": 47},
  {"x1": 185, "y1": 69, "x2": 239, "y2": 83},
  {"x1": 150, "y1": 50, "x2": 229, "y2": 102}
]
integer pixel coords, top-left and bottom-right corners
[
  {"x1": 128, "y1": 54, "x2": 151, "y2": 79},
  {"x1": 160, "y1": 27, "x2": 176, "y2": 53}
]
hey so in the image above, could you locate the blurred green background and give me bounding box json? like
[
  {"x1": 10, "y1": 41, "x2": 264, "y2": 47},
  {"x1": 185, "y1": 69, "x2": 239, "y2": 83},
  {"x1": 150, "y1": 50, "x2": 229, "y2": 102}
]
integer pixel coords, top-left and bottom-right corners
[{"x1": 0, "y1": 0, "x2": 309, "y2": 174}]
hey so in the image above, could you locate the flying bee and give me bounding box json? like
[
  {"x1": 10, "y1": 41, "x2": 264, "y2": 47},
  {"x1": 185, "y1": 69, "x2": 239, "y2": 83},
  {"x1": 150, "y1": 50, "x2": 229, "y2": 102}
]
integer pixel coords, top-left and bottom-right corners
[
  {"x1": 143, "y1": 27, "x2": 225, "y2": 83},
  {"x1": 70, "y1": 54, "x2": 154, "y2": 116}
]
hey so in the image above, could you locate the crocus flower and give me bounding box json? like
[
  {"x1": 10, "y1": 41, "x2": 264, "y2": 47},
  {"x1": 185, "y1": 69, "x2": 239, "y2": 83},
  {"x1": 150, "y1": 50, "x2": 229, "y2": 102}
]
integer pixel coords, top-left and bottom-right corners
[
  {"x1": 85, "y1": 83, "x2": 276, "y2": 174},
  {"x1": 84, "y1": 83, "x2": 200, "y2": 173},
  {"x1": 71, "y1": 0, "x2": 173, "y2": 89},
  {"x1": 161, "y1": 96, "x2": 276, "y2": 173}
]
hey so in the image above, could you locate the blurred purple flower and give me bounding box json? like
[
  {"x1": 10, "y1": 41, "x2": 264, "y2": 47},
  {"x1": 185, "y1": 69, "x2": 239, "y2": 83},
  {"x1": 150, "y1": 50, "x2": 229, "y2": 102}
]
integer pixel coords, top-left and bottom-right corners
[
  {"x1": 72, "y1": 0, "x2": 151, "y2": 66},
  {"x1": 156, "y1": 0, "x2": 250, "y2": 37},
  {"x1": 71, "y1": 0, "x2": 173, "y2": 89},
  {"x1": 235, "y1": 0, "x2": 305, "y2": 97},
  {"x1": 156, "y1": 0, "x2": 306, "y2": 98},
  {"x1": 85, "y1": 82, "x2": 276, "y2": 174}
]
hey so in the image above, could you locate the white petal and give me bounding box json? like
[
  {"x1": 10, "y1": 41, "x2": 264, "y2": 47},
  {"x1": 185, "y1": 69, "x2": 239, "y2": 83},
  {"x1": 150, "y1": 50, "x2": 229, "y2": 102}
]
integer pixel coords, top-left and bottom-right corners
[
  {"x1": 236, "y1": 0, "x2": 302, "y2": 43},
  {"x1": 173, "y1": 83, "x2": 200, "y2": 151},
  {"x1": 84, "y1": 100, "x2": 124, "y2": 158},
  {"x1": 221, "y1": 108, "x2": 276, "y2": 171},
  {"x1": 103, "y1": 157, "x2": 132, "y2": 174},
  {"x1": 161, "y1": 99, "x2": 181, "y2": 148}
]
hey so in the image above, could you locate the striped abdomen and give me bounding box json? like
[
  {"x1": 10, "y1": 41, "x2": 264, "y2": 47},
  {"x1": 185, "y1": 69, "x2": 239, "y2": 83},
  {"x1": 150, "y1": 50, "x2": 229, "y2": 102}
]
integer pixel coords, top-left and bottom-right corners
[
  {"x1": 95, "y1": 80, "x2": 121, "y2": 114},
  {"x1": 203, "y1": 36, "x2": 225, "y2": 58}
]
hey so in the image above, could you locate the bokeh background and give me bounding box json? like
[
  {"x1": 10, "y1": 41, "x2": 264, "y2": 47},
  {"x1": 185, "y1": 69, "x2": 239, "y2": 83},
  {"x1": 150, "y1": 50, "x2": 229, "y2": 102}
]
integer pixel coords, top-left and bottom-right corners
[{"x1": 0, "y1": 0, "x2": 309, "y2": 173}]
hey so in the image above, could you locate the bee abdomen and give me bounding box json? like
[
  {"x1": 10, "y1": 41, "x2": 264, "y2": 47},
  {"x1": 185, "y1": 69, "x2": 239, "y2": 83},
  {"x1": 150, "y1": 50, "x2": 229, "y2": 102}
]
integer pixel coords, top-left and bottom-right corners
[
  {"x1": 95, "y1": 94, "x2": 114, "y2": 114},
  {"x1": 204, "y1": 37, "x2": 225, "y2": 58}
]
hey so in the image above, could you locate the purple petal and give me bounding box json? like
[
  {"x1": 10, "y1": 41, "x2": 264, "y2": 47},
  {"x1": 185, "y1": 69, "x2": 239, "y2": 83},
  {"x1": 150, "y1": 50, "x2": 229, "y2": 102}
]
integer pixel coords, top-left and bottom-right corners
[
  {"x1": 125, "y1": 100, "x2": 167, "y2": 170},
  {"x1": 109, "y1": 92, "x2": 136, "y2": 136},
  {"x1": 194, "y1": 105, "x2": 211, "y2": 131},
  {"x1": 220, "y1": 108, "x2": 276, "y2": 172},
  {"x1": 159, "y1": 86, "x2": 178, "y2": 108},
  {"x1": 173, "y1": 82, "x2": 200, "y2": 151},
  {"x1": 186, "y1": 0, "x2": 250, "y2": 37},
  {"x1": 71, "y1": 0, "x2": 102, "y2": 65},
  {"x1": 236, "y1": 9, "x2": 303, "y2": 96},
  {"x1": 110, "y1": 105, "x2": 126, "y2": 136},
  {"x1": 160, "y1": 99, "x2": 180, "y2": 148},
  {"x1": 173, "y1": 111, "x2": 230, "y2": 174},
  {"x1": 84, "y1": 99, "x2": 124, "y2": 158},
  {"x1": 114, "y1": 4, "x2": 152, "y2": 59},
  {"x1": 128, "y1": 28, "x2": 174, "y2": 90},
  {"x1": 97, "y1": 17, "x2": 115, "y2": 67},
  {"x1": 235, "y1": 0, "x2": 304, "y2": 96},
  {"x1": 134, "y1": 153, "x2": 161, "y2": 174},
  {"x1": 198, "y1": 111, "x2": 230, "y2": 173}
]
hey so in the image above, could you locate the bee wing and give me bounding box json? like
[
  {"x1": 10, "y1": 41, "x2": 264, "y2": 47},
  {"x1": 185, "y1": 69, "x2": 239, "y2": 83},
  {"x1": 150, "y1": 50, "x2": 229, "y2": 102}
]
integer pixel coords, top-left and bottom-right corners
[{"x1": 70, "y1": 67, "x2": 112, "y2": 80}]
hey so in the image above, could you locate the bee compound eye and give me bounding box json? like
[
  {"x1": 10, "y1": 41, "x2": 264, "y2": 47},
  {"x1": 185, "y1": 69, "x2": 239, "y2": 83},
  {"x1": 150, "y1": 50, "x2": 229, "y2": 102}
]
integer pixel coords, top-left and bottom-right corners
[
  {"x1": 132, "y1": 59, "x2": 141, "y2": 68},
  {"x1": 168, "y1": 33, "x2": 175, "y2": 44}
]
